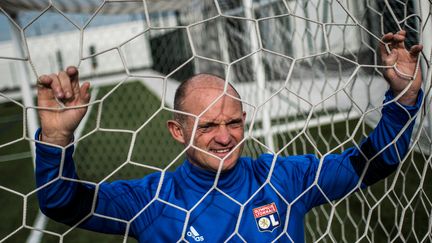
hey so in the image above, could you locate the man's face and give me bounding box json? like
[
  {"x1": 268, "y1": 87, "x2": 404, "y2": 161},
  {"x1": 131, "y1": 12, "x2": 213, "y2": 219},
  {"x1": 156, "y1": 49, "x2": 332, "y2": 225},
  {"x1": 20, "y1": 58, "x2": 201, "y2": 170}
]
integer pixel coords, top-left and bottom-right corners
[{"x1": 171, "y1": 85, "x2": 245, "y2": 172}]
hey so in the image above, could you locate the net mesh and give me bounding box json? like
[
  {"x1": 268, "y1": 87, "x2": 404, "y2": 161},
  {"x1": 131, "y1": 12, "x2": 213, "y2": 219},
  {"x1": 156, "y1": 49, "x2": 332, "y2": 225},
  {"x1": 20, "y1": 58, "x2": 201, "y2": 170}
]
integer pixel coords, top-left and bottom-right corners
[{"x1": 0, "y1": 0, "x2": 431, "y2": 242}]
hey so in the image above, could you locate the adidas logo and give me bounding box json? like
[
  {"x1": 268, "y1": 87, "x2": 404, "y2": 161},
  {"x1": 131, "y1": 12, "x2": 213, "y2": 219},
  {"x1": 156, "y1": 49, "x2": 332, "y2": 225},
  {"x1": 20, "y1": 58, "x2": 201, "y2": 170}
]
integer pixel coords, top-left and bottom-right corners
[{"x1": 187, "y1": 226, "x2": 204, "y2": 242}]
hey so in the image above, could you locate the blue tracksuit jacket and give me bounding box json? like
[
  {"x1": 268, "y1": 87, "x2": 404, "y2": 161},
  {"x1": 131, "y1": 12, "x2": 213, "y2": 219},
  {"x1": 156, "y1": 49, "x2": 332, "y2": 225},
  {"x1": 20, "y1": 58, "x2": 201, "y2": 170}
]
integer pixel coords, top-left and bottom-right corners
[{"x1": 35, "y1": 90, "x2": 422, "y2": 242}]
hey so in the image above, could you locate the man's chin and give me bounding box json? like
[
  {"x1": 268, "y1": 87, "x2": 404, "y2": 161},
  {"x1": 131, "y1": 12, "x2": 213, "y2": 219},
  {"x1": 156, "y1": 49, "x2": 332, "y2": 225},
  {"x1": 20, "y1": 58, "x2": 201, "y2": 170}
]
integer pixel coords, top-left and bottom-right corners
[{"x1": 220, "y1": 158, "x2": 238, "y2": 172}]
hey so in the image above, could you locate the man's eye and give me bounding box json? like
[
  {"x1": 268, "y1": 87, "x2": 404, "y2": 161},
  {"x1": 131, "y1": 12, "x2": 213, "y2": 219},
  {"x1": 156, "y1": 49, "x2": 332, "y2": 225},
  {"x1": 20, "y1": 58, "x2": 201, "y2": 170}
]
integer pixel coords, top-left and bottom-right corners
[
  {"x1": 199, "y1": 125, "x2": 213, "y2": 132},
  {"x1": 228, "y1": 122, "x2": 242, "y2": 128}
]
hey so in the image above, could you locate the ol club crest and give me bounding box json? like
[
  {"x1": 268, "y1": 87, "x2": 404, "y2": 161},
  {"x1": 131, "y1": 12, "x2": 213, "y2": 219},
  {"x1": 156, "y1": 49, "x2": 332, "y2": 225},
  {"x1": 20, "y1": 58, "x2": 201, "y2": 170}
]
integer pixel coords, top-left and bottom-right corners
[{"x1": 252, "y1": 202, "x2": 280, "y2": 232}]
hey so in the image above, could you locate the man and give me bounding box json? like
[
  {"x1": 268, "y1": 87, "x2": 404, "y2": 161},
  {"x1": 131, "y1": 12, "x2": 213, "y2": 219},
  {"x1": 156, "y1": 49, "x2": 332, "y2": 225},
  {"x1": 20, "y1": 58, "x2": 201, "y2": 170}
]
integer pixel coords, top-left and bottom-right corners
[{"x1": 35, "y1": 30, "x2": 423, "y2": 242}]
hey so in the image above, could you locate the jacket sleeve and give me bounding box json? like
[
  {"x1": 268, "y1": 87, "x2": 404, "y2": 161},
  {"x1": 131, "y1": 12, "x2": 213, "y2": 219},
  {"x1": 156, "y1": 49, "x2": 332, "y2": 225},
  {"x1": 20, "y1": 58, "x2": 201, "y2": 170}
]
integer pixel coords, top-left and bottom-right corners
[
  {"x1": 274, "y1": 89, "x2": 423, "y2": 212},
  {"x1": 35, "y1": 130, "x2": 145, "y2": 237}
]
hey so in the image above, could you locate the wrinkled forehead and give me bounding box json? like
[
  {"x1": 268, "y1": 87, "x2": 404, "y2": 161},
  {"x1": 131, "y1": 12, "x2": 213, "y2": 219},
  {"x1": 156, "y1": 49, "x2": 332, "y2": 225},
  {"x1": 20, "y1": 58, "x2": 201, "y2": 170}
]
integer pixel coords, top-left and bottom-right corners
[{"x1": 182, "y1": 85, "x2": 243, "y2": 118}]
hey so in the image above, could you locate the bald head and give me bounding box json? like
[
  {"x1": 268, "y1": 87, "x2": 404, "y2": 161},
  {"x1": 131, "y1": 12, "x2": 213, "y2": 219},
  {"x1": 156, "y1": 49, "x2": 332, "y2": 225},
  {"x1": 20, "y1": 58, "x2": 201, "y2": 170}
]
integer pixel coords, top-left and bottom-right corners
[
  {"x1": 167, "y1": 73, "x2": 246, "y2": 171},
  {"x1": 174, "y1": 73, "x2": 242, "y2": 120}
]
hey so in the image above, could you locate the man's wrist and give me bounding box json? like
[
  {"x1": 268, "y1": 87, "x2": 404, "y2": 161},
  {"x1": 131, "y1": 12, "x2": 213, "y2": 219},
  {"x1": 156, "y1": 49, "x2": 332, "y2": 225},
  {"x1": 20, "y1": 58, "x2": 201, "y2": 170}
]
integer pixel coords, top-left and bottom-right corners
[
  {"x1": 40, "y1": 132, "x2": 73, "y2": 147},
  {"x1": 382, "y1": 89, "x2": 423, "y2": 126},
  {"x1": 393, "y1": 90, "x2": 419, "y2": 106}
]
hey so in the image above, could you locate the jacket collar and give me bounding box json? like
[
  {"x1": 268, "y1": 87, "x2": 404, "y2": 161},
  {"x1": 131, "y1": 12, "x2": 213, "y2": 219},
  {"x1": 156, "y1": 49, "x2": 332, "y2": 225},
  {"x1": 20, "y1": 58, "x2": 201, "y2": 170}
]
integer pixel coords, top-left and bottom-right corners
[{"x1": 177, "y1": 158, "x2": 245, "y2": 193}]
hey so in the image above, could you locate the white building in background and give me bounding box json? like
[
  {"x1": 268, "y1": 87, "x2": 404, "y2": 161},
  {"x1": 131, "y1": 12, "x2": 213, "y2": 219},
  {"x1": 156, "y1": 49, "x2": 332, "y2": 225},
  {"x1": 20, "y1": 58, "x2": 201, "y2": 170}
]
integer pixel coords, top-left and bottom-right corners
[
  {"x1": 0, "y1": 0, "x2": 370, "y2": 92},
  {"x1": 0, "y1": 19, "x2": 163, "y2": 90}
]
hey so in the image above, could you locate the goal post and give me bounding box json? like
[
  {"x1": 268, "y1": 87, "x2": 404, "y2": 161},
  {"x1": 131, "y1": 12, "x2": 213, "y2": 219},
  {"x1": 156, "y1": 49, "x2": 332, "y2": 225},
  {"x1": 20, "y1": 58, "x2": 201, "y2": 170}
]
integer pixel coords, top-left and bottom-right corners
[{"x1": 0, "y1": 0, "x2": 431, "y2": 242}]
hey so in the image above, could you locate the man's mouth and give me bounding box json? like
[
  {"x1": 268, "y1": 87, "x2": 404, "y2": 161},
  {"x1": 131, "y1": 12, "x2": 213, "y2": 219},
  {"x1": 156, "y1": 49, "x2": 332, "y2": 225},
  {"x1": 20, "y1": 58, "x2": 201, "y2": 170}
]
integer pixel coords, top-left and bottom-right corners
[{"x1": 210, "y1": 147, "x2": 232, "y2": 157}]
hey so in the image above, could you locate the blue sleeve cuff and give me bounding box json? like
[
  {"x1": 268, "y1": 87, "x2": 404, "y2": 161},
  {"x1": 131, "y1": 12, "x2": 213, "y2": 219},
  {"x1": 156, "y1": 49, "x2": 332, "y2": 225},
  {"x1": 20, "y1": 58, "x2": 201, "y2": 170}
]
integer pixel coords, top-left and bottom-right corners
[{"x1": 382, "y1": 89, "x2": 423, "y2": 125}]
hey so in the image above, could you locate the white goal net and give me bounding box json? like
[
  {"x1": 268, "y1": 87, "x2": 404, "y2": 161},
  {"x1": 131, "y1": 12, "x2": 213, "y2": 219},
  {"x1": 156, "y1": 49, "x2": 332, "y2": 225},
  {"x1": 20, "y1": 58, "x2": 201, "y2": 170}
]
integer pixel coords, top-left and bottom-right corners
[{"x1": 0, "y1": 0, "x2": 431, "y2": 242}]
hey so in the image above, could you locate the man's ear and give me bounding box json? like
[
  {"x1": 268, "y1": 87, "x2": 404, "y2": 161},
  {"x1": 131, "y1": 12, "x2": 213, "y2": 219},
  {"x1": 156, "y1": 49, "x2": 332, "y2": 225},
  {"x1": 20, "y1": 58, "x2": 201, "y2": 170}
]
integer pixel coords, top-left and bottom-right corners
[{"x1": 167, "y1": 120, "x2": 186, "y2": 144}]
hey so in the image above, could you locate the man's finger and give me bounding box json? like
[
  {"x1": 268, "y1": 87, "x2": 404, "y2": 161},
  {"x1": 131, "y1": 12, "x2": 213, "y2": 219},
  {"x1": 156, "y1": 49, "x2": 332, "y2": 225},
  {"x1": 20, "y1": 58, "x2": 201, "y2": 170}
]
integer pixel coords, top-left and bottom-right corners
[
  {"x1": 389, "y1": 32, "x2": 406, "y2": 50},
  {"x1": 79, "y1": 82, "x2": 91, "y2": 103},
  {"x1": 37, "y1": 75, "x2": 56, "y2": 101},
  {"x1": 58, "y1": 71, "x2": 73, "y2": 99},
  {"x1": 48, "y1": 74, "x2": 64, "y2": 99},
  {"x1": 379, "y1": 33, "x2": 393, "y2": 58},
  {"x1": 396, "y1": 29, "x2": 406, "y2": 37},
  {"x1": 409, "y1": 44, "x2": 423, "y2": 58},
  {"x1": 393, "y1": 34, "x2": 405, "y2": 43},
  {"x1": 381, "y1": 32, "x2": 394, "y2": 43},
  {"x1": 66, "y1": 66, "x2": 81, "y2": 97},
  {"x1": 38, "y1": 75, "x2": 53, "y2": 87},
  {"x1": 66, "y1": 66, "x2": 79, "y2": 84}
]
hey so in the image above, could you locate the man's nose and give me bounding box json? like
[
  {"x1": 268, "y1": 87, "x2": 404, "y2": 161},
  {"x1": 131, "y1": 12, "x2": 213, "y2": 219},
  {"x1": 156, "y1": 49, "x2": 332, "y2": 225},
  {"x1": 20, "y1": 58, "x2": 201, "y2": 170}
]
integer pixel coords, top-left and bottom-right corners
[{"x1": 214, "y1": 125, "x2": 231, "y2": 145}]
